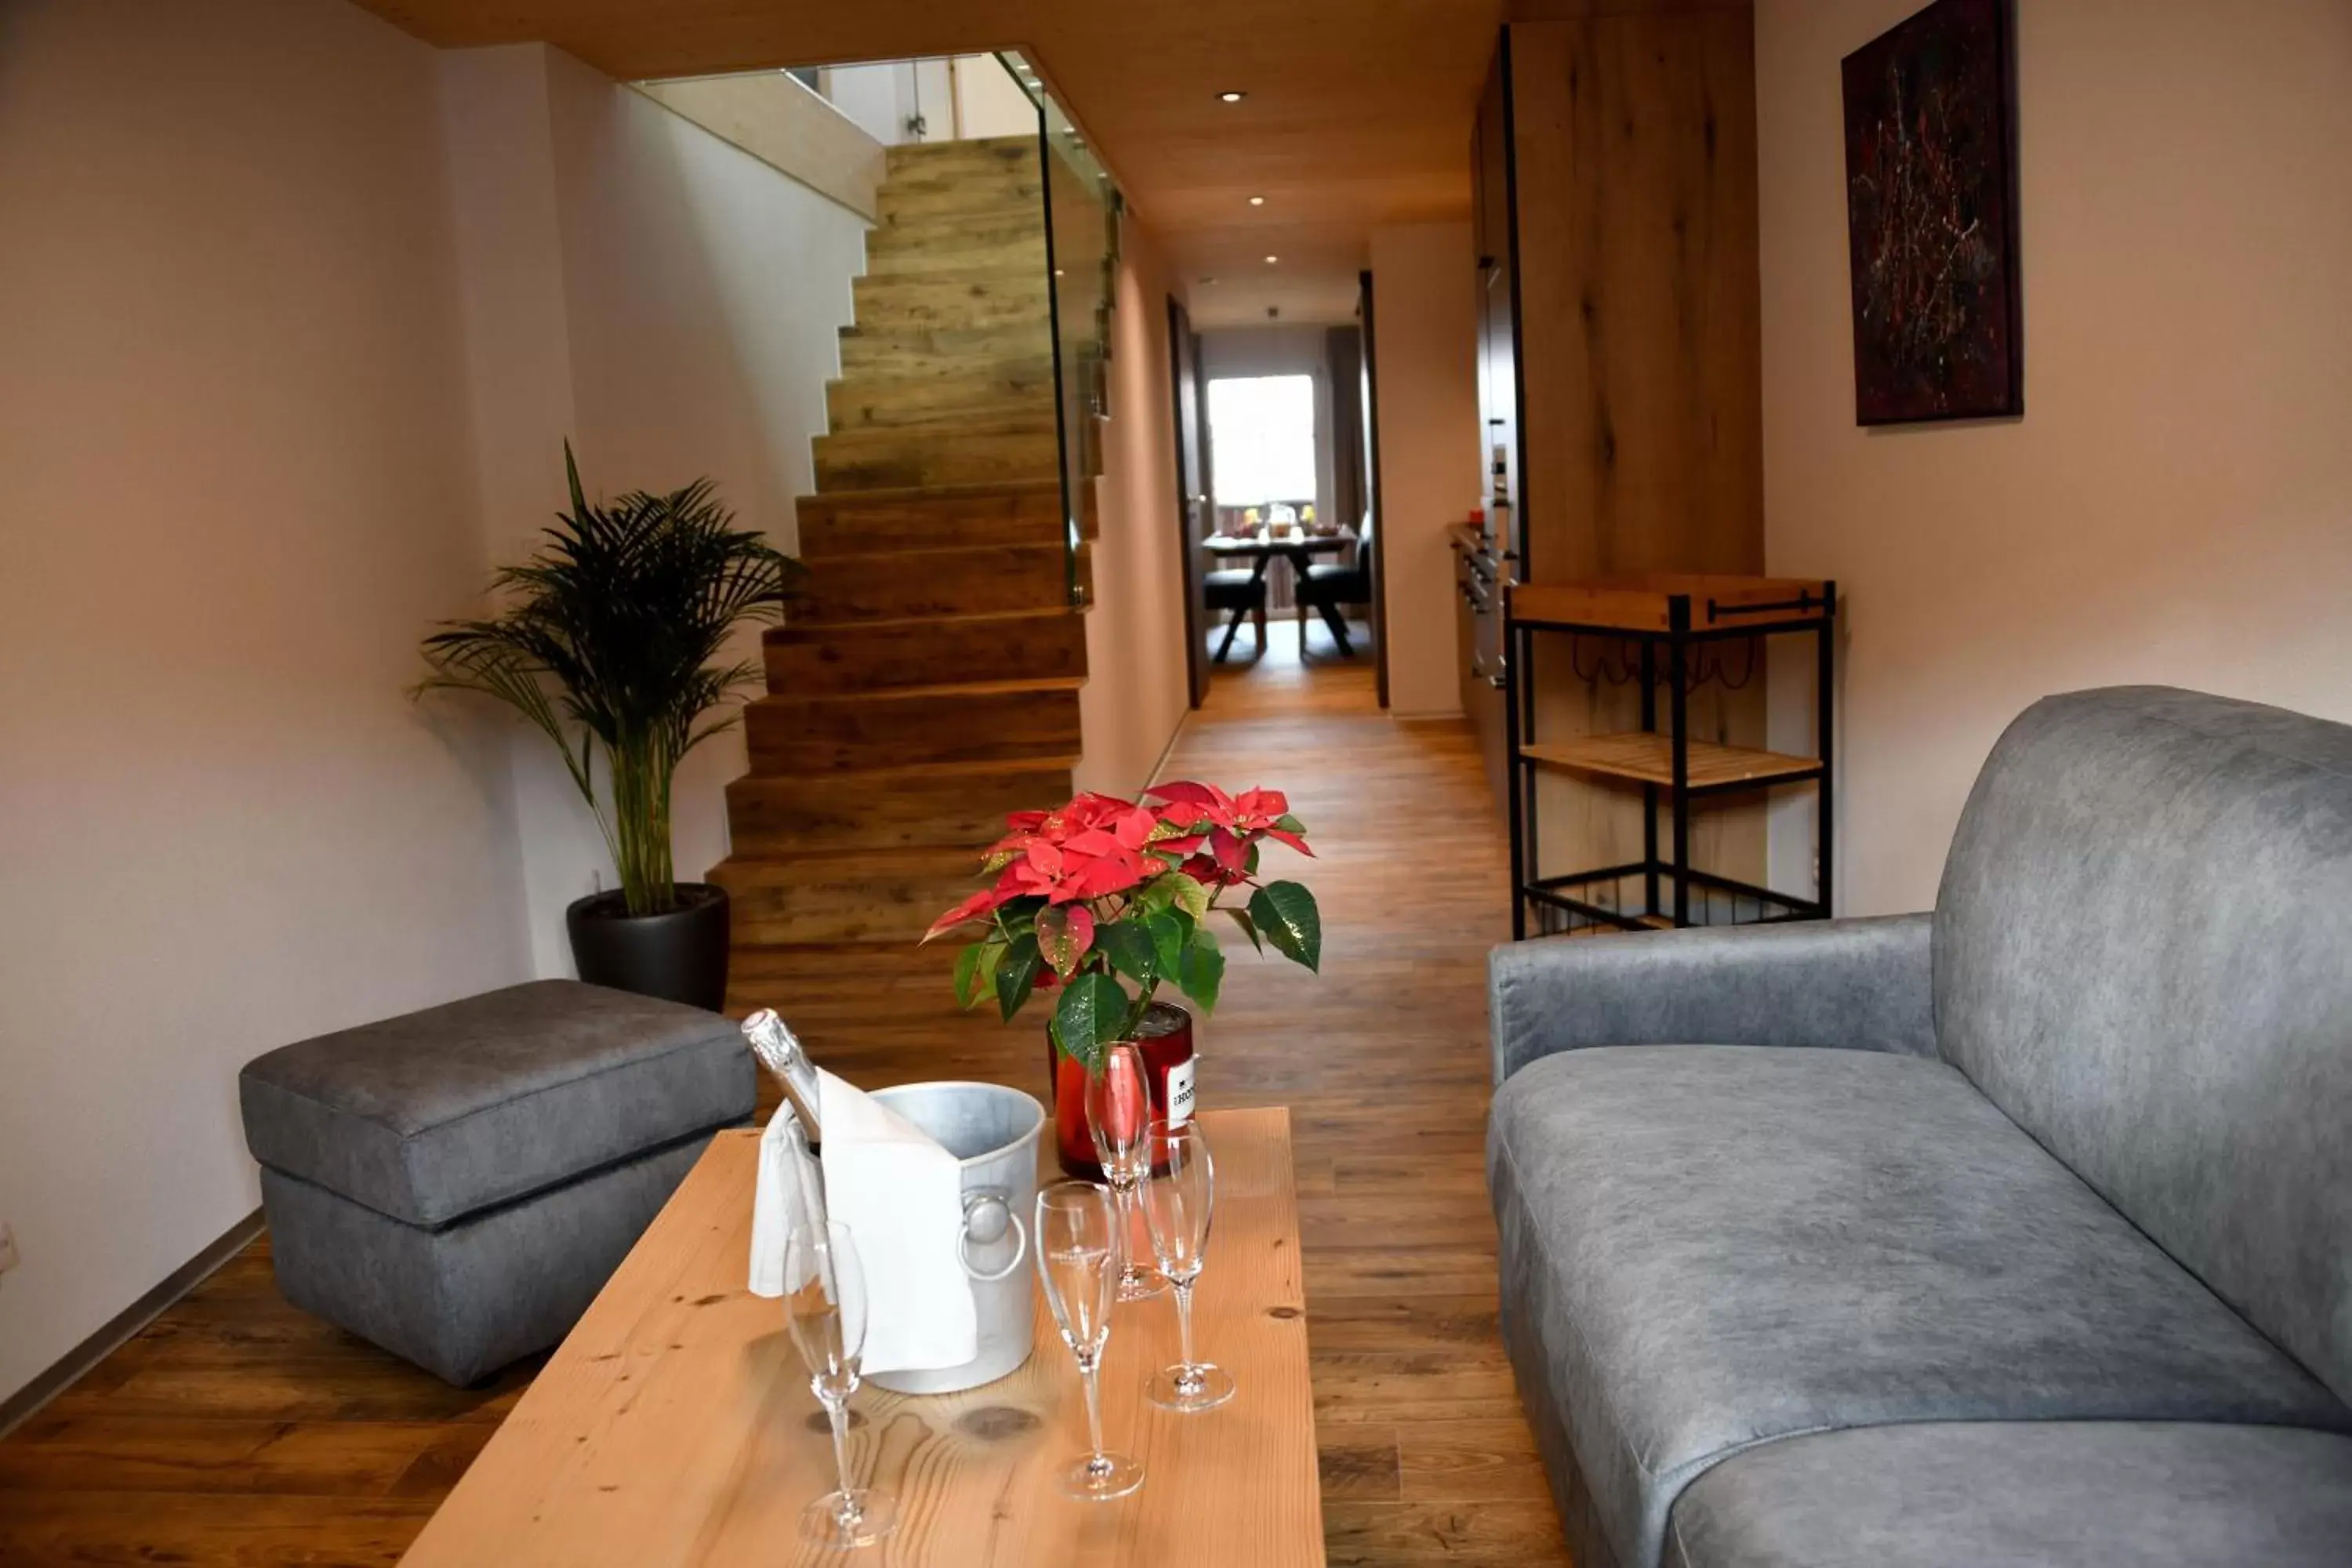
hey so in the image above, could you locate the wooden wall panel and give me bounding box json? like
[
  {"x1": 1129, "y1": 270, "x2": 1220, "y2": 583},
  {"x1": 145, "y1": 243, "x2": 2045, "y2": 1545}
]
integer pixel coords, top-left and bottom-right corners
[
  {"x1": 1499, "y1": 10, "x2": 1770, "y2": 891},
  {"x1": 1508, "y1": 12, "x2": 1762, "y2": 583}
]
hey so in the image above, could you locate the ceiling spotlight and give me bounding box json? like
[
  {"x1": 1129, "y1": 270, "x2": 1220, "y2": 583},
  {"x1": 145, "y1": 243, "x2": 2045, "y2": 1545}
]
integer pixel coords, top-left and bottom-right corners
[
  {"x1": 1248, "y1": 195, "x2": 1265, "y2": 206},
  {"x1": 1218, "y1": 90, "x2": 1247, "y2": 103},
  {"x1": 1264, "y1": 254, "x2": 1279, "y2": 264}
]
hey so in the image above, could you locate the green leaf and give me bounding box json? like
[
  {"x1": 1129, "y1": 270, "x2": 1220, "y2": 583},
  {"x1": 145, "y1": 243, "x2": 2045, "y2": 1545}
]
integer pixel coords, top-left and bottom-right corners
[
  {"x1": 1146, "y1": 908, "x2": 1191, "y2": 977},
  {"x1": 1094, "y1": 918, "x2": 1160, "y2": 986},
  {"x1": 995, "y1": 932, "x2": 1042, "y2": 1022},
  {"x1": 1176, "y1": 926, "x2": 1225, "y2": 1013},
  {"x1": 1052, "y1": 971, "x2": 1132, "y2": 1072},
  {"x1": 953, "y1": 938, "x2": 1004, "y2": 1010},
  {"x1": 1223, "y1": 906, "x2": 1264, "y2": 953},
  {"x1": 1248, "y1": 880, "x2": 1322, "y2": 973},
  {"x1": 1275, "y1": 814, "x2": 1308, "y2": 835},
  {"x1": 1151, "y1": 870, "x2": 1210, "y2": 924}
]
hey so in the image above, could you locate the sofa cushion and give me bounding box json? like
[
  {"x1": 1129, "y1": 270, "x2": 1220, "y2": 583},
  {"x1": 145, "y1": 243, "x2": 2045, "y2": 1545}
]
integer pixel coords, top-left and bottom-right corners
[
  {"x1": 1664, "y1": 1422, "x2": 2352, "y2": 1568},
  {"x1": 1937, "y1": 686, "x2": 2352, "y2": 1403},
  {"x1": 241, "y1": 980, "x2": 752, "y2": 1228},
  {"x1": 1490, "y1": 1044, "x2": 2350, "y2": 1568}
]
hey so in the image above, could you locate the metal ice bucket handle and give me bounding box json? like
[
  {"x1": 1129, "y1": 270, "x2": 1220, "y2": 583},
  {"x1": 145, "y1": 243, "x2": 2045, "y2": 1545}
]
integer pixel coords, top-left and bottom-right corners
[{"x1": 957, "y1": 1187, "x2": 1029, "y2": 1283}]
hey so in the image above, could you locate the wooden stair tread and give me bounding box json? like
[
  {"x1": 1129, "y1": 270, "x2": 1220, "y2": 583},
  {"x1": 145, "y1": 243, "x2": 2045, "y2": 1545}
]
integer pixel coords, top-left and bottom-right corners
[
  {"x1": 798, "y1": 478, "x2": 1061, "y2": 507},
  {"x1": 732, "y1": 754, "x2": 1078, "y2": 786},
  {"x1": 752, "y1": 674, "x2": 1083, "y2": 706},
  {"x1": 711, "y1": 844, "x2": 981, "y2": 874},
  {"x1": 768, "y1": 606, "x2": 1081, "y2": 638}
]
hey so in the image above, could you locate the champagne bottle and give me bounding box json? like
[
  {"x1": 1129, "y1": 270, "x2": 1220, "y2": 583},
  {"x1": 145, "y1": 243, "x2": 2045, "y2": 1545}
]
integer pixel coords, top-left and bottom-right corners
[{"x1": 742, "y1": 1009, "x2": 823, "y2": 1153}]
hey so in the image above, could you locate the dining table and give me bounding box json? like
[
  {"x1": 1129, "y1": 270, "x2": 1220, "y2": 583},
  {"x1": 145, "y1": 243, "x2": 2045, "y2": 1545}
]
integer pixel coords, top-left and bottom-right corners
[{"x1": 1202, "y1": 528, "x2": 1360, "y2": 661}]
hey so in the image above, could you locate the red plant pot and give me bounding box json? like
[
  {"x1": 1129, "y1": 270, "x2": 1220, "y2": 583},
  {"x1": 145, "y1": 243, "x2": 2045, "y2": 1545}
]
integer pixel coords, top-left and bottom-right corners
[{"x1": 1047, "y1": 1001, "x2": 1196, "y2": 1178}]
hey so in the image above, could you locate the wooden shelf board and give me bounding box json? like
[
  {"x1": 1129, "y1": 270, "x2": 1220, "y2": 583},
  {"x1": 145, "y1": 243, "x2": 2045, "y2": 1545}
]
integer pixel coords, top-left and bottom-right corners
[
  {"x1": 1509, "y1": 574, "x2": 1830, "y2": 633},
  {"x1": 1520, "y1": 732, "x2": 1823, "y2": 789}
]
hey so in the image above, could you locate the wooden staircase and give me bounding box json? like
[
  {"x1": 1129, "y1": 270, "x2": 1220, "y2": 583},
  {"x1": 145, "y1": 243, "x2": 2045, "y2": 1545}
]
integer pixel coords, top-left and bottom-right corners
[{"x1": 713, "y1": 136, "x2": 1106, "y2": 983}]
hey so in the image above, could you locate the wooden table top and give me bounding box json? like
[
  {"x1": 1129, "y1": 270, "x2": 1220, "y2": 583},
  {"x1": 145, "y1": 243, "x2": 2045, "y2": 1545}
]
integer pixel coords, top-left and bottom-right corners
[
  {"x1": 1203, "y1": 529, "x2": 1356, "y2": 557},
  {"x1": 397, "y1": 1106, "x2": 1323, "y2": 1567}
]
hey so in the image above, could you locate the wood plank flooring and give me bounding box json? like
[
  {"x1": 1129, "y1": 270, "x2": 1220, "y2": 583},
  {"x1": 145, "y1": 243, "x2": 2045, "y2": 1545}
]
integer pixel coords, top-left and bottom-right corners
[{"x1": 0, "y1": 621, "x2": 1571, "y2": 1566}]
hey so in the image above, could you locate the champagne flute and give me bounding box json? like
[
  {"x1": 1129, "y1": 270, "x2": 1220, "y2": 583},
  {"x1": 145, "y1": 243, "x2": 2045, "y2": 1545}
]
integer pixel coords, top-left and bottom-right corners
[
  {"x1": 1086, "y1": 1043, "x2": 1167, "y2": 1301},
  {"x1": 1138, "y1": 1119, "x2": 1236, "y2": 1412},
  {"x1": 1034, "y1": 1181, "x2": 1146, "y2": 1501},
  {"x1": 783, "y1": 1221, "x2": 898, "y2": 1548}
]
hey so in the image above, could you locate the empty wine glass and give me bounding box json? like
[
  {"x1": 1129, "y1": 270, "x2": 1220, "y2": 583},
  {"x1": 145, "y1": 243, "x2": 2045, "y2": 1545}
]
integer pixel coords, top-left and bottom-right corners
[
  {"x1": 1138, "y1": 1119, "x2": 1236, "y2": 1412},
  {"x1": 1086, "y1": 1042, "x2": 1167, "y2": 1301},
  {"x1": 1034, "y1": 1181, "x2": 1146, "y2": 1501},
  {"x1": 783, "y1": 1221, "x2": 898, "y2": 1548}
]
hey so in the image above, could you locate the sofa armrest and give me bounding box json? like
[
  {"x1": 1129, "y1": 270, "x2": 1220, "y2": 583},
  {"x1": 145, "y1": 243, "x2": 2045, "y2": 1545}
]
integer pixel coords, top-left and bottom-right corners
[{"x1": 1489, "y1": 913, "x2": 1936, "y2": 1085}]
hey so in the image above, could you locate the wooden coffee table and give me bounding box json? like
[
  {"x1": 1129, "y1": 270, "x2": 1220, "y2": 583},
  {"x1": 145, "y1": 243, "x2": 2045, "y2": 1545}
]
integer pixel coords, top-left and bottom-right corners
[{"x1": 399, "y1": 1105, "x2": 1323, "y2": 1566}]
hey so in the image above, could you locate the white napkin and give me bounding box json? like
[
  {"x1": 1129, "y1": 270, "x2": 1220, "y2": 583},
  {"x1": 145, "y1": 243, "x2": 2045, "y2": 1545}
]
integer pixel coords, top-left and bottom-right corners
[{"x1": 748, "y1": 1067, "x2": 978, "y2": 1374}]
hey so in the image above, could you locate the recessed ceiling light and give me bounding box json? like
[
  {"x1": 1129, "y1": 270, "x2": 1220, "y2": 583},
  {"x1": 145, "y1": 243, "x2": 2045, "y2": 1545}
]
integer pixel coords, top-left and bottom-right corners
[
  {"x1": 1264, "y1": 255, "x2": 1279, "y2": 264},
  {"x1": 1218, "y1": 90, "x2": 1247, "y2": 103},
  {"x1": 1199, "y1": 276, "x2": 1219, "y2": 285},
  {"x1": 1248, "y1": 195, "x2": 1266, "y2": 206}
]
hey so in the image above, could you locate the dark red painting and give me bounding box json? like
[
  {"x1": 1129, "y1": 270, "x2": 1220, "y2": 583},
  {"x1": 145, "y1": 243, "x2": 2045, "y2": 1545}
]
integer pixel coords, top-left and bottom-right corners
[{"x1": 1842, "y1": 0, "x2": 2021, "y2": 424}]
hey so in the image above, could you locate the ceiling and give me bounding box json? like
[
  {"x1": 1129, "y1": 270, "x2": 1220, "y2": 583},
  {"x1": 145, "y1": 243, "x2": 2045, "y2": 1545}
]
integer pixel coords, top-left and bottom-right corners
[{"x1": 356, "y1": 0, "x2": 1512, "y2": 327}]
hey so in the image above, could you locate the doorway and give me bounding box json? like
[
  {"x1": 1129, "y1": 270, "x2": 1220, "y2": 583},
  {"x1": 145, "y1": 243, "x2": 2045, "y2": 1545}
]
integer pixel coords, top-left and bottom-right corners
[{"x1": 1177, "y1": 323, "x2": 1381, "y2": 699}]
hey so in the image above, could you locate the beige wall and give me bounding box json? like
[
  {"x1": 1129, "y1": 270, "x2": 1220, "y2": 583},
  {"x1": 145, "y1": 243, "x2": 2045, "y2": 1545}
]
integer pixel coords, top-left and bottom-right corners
[
  {"x1": 0, "y1": 8, "x2": 869, "y2": 1408},
  {"x1": 0, "y1": 0, "x2": 532, "y2": 1406},
  {"x1": 1370, "y1": 222, "x2": 1482, "y2": 717},
  {"x1": 1075, "y1": 216, "x2": 1193, "y2": 797},
  {"x1": 444, "y1": 44, "x2": 867, "y2": 973},
  {"x1": 1757, "y1": 0, "x2": 2352, "y2": 914}
]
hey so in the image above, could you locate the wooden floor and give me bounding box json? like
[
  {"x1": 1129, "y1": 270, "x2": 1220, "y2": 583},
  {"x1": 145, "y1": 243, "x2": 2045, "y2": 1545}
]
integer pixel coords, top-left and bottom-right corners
[{"x1": 0, "y1": 622, "x2": 1570, "y2": 1566}]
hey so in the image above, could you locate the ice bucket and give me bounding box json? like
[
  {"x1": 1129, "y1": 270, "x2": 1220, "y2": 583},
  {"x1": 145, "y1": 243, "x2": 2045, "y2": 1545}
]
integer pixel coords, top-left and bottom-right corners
[{"x1": 865, "y1": 1081, "x2": 1045, "y2": 1394}]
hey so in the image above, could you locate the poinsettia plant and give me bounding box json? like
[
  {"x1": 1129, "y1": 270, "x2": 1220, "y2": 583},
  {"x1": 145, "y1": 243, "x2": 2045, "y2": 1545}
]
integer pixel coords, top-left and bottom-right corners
[{"x1": 923, "y1": 782, "x2": 1322, "y2": 1069}]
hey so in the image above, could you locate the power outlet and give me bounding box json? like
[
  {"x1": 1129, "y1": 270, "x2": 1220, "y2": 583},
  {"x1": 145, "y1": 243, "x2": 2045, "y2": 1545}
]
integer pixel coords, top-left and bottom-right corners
[{"x1": 0, "y1": 1224, "x2": 18, "y2": 1280}]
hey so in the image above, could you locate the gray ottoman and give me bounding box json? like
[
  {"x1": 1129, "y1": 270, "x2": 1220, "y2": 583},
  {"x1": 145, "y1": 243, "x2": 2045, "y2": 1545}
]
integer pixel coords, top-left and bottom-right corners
[{"x1": 239, "y1": 980, "x2": 753, "y2": 1385}]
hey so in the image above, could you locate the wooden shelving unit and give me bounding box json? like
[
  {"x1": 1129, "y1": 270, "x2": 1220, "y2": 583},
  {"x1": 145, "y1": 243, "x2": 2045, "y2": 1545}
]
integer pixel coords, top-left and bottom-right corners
[{"x1": 1507, "y1": 575, "x2": 1836, "y2": 938}]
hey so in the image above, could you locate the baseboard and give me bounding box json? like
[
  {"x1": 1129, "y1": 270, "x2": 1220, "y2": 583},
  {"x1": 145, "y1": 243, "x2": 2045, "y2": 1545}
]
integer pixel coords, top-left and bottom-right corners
[
  {"x1": 1144, "y1": 706, "x2": 1194, "y2": 790},
  {"x1": 0, "y1": 1206, "x2": 264, "y2": 1439}
]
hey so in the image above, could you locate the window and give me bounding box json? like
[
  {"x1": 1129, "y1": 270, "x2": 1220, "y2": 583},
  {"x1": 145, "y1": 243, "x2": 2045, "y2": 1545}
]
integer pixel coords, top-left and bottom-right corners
[{"x1": 1207, "y1": 375, "x2": 1317, "y2": 510}]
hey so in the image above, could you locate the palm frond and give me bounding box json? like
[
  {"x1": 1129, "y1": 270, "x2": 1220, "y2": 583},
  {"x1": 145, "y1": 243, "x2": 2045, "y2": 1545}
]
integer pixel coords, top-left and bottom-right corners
[{"x1": 416, "y1": 445, "x2": 798, "y2": 915}]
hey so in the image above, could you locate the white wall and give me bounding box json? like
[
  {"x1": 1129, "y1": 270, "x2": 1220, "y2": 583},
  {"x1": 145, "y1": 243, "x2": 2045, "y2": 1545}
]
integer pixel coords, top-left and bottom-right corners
[
  {"x1": 443, "y1": 45, "x2": 867, "y2": 972},
  {"x1": 0, "y1": 0, "x2": 531, "y2": 1406},
  {"x1": 1074, "y1": 216, "x2": 1193, "y2": 797},
  {"x1": 1370, "y1": 222, "x2": 1481, "y2": 717},
  {"x1": 953, "y1": 54, "x2": 1042, "y2": 139},
  {"x1": 1757, "y1": 0, "x2": 2352, "y2": 914}
]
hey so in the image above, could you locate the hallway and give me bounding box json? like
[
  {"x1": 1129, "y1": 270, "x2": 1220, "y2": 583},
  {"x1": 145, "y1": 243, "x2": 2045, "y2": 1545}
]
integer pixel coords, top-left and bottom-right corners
[
  {"x1": 1187, "y1": 628, "x2": 1570, "y2": 1562},
  {"x1": 0, "y1": 634, "x2": 1570, "y2": 1566}
]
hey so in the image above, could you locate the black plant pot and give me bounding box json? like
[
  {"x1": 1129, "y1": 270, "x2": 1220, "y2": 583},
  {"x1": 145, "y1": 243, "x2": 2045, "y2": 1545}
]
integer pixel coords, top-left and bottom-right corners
[{"x1": 564, "y1": 883, "x2": 731, "y2": 1012}]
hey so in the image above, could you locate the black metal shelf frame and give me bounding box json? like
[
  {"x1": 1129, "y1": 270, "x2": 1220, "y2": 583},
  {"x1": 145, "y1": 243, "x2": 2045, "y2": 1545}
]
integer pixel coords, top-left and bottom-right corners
[{"x1": 1505, "y1": 586, "x2": 1837, "y2": 940}]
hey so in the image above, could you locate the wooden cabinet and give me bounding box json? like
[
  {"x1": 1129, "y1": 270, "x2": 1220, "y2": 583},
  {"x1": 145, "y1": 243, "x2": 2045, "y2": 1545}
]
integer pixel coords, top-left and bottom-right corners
[
  {"x1": 1472, "y1": 9, "x2": 1779, "y2": 919},
  {"x1": 1474, "y1": 11, "x2": 1762, "y2": 581}
]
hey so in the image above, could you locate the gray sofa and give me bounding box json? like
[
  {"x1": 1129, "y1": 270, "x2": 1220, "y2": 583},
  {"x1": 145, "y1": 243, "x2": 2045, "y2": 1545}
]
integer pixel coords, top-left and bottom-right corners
[{"x1": 1488, "y1": 687, "x2": 2352, "y2": 1566}]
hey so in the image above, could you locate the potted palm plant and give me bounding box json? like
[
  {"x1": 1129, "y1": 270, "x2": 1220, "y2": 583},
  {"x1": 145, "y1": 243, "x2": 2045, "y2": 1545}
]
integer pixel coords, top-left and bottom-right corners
[{"x1": 419, "y1": 445, "x2": 800, "y2": 1010}]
